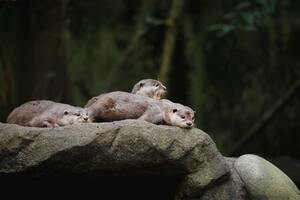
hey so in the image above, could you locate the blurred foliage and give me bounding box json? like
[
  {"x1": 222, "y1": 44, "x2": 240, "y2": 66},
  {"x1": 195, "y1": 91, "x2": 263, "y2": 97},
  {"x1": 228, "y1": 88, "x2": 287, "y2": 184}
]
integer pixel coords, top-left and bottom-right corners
[
  {"x1": 69, "y1": 0, "x2": 169, "y2": 106},
  {"x1": 0, "y1": 0, "x2": 300, "y2": 159},
  {"x1": 207, "y1": 0, "x2": 290, "y2": 36}
]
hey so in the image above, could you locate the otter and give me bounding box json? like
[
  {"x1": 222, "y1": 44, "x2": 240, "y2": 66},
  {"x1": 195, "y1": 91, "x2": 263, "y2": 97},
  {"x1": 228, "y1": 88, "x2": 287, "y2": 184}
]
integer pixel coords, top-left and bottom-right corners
[
  {"x1": 131, "y1": 79, "x2": 167, "y2": 100},
  {"x1": 85, "y1": 79, "x2": 167, "y2": 108},
  {"x1": 86, "y1": 91, "x2": 195, "y2": 128},
  {"x1": 7, "y1": 100, "x2": 90, "y2": 128}
]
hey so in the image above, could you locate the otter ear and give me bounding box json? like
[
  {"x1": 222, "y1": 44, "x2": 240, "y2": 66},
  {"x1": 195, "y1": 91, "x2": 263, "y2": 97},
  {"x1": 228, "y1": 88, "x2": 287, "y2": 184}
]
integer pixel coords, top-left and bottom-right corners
[
  {"x1": 139, "y1": 83, "x2": 145, "y2": 88},
  {"x1": 172, "y1": 109, "x2": 178, "y2": 113},
  {"x1": 64, "y1": 110, "x2": 69, "y2": 115}
]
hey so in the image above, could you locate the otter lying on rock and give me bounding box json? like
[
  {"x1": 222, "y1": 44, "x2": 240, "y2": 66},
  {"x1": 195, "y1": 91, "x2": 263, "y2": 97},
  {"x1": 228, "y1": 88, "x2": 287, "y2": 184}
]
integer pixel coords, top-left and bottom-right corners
[
  {"x1": 86, "y1": 91, "x2": 195, "y2": 128},
  {"x1": 7, "y1": 100, "x2": 90, "y2": 128},
  {"x1": 85, "y1": 79, "x2": 166, "y2": 108}
]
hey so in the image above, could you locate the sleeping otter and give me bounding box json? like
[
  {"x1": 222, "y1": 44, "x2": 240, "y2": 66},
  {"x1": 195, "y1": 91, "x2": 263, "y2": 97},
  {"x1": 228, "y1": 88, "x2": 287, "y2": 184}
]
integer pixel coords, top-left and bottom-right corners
[
  {"x1": 7, "y1": 100, "x2": 90, "y2": 128},
  {"x1": 85, "y1": 79, "x2": 167, "y2": 108},
  {"x1": 86, "y1": 91, "x2": 195, "y2": 128},
  {"x1": 131, "y1": 79, "x2": 166, "y2": 100}
]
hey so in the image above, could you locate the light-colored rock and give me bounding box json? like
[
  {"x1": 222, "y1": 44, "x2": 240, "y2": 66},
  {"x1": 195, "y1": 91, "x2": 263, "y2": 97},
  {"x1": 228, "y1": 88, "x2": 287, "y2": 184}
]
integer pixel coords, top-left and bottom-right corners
[
  {"x1": 0, "y1": 120, "x2": 231, "y2": 199},
  {"x1": 198, "y1": 157, "x2": 247, "y2": 200},
  {"x1": 234, "y1": 154, "x2": 300, "y2": 200}
]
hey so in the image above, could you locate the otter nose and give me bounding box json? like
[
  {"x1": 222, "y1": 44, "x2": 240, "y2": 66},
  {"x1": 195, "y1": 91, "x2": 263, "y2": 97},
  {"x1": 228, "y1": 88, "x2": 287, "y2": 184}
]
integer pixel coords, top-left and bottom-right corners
[
  {"x1": 186, "y1": 122, "x2": 193, "y2": 127},
  {"x1": 84, "y1": 117, "x2": 89, "y2": 121}
]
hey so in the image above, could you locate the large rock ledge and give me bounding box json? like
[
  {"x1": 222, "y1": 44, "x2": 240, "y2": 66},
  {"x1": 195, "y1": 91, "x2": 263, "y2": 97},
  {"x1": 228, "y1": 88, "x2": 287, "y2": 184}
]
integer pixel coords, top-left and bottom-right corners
[
  {"x1": 2, "y1": 120, "x2": 299, "y2": 199},
  {"x1": 0, "y1": 120, "x2": 243, "y2": 199}
]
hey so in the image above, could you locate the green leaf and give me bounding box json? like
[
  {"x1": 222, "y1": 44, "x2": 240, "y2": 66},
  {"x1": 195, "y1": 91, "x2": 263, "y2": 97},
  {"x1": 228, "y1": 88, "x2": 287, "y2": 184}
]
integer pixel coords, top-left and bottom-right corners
[{"x1": 240, "y1": 12, "x2": 255, "y2": 25}]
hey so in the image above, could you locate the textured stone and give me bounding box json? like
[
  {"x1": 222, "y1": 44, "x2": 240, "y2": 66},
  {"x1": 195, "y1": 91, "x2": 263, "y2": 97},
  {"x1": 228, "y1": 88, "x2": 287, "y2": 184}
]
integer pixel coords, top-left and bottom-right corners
[
  {"x1": 198, "y1": 157, "x2": 247, "y2": 200},
  {"x1": 234, "y1": 154, "x2": 300, "y2": 200},
  {"x1": 0, "y1": 120, "x2": 229, "y2": 199}
]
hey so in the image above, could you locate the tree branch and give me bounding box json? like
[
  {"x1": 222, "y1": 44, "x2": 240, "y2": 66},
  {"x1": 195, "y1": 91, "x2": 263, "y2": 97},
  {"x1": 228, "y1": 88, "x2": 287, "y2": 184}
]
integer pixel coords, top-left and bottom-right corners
[
  {"x1": 228, "y1": 77, "x2": 300, "y2": 156},
  {"x1": 158, "y1": 0, "x2": 184, "y2": 86},
  {"x1": 105, "y1": 22, "x2": 166, "y2": 90}
]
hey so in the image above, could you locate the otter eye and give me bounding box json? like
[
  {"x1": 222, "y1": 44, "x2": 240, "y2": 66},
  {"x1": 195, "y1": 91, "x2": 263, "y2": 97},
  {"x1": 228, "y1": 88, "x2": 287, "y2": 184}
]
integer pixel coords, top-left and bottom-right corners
[
  {"x1": 155, "y1": 83, "x2": 160, "y2": 87},
  {"x1": 76, "y1": 113, "x2": 81, "y2": 116},
  {"x1": 181, "y1": 116, "x2": 186, "y2": 119},
  {"x1": 173, "y1": 109, "x2": 178, "y2": 113},
  {"x1": 64, "y1": 111, "x2": 69, "y2": 115},
  {"x1": 139, "y1": 83, "x2": 145, "y2": 88}
]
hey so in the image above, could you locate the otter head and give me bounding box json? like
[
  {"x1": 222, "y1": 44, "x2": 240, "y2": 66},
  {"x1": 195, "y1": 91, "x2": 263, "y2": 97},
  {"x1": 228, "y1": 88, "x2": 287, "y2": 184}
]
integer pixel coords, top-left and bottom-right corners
[
  {"x1": 132, "y1": 79, "x2": 167, "y2": 100},
  {"x1": 60, "y1": 108, "x2": 90, "y2": 125},
  {"x1": 166, "y1": 104, "x2": 195, "y2": 128}
]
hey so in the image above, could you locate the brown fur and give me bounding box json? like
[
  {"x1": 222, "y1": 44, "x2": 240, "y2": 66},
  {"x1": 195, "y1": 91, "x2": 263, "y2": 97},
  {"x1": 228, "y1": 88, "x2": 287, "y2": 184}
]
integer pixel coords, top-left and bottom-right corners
[
  {"x1": 85, "y1": 79, "x2": 166, "y2": 108},
  {"x1": 86, "y1": 92, "x2": 195, "y2": 128},
  {"x1": 7, "y1": 100, "x2": 89, "y2": 128},
  {"x1": 131, "y1": 79, "x2": 166, "y2": 100}
]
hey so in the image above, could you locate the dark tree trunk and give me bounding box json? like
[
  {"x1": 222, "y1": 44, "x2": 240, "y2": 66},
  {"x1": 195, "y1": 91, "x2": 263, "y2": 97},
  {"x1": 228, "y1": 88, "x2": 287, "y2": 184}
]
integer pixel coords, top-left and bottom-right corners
[
  {"x1": 22, "y1": 0, "x2": 71, "y2": 103},
  {"x1": 159, "y1": 0, "x2": 184, "y2": 87}
]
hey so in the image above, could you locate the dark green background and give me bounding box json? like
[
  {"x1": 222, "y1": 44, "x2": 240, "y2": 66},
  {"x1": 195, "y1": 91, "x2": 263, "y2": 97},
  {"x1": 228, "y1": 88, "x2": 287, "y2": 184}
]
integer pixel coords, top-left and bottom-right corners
[{"x1": 0, "y1": 0, "x2": 299, "y2": 174}]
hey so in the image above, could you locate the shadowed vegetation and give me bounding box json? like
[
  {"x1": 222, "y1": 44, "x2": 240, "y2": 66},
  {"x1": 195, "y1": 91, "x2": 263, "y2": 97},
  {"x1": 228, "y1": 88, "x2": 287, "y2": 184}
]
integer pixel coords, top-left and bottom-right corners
[{"x1": 0, "y1": 0, "x2": 299, "y2": 181}]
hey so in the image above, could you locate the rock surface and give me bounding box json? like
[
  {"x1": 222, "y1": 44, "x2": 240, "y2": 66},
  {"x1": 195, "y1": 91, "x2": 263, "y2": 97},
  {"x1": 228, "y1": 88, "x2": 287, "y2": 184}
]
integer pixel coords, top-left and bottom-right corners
[
  {"x1": 235, "y1": 154, "x2": 300, "y2": 200},
  {"x1": 0, "y1": 120, "x2": 233, "y2": 199},
  {"x1": 198, "y1": 157, "x2": 247, "y2": 200},
  {"x1": 2, "y1": 121, "x2": 298, "y2": 199}
]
